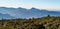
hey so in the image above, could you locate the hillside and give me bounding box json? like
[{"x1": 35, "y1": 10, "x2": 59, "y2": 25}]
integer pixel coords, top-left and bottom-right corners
[
  {"x1": 0, "y1": 7, "x2": 60, "y2": 19},
  {"x1": 0, "y1": 16, "x2": 60, "y2": 29}
]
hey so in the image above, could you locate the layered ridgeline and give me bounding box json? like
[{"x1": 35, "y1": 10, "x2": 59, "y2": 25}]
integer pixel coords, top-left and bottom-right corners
[
  {"x1": 0, "y1": 16, "x2": 60, "y2": 29},
  {"x1": 0, "y1": 7, "x2": 60, "y2": 19}
]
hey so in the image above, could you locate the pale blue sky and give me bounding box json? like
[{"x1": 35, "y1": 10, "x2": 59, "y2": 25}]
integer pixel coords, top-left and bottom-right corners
[{"x1": 0, "y1": 0, "x2": 60, "y2": 9}]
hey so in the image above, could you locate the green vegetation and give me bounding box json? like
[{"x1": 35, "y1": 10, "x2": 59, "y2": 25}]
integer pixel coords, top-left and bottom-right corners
[{"x1": 0, "y1": 15, "x2": 60, "y2": 29}]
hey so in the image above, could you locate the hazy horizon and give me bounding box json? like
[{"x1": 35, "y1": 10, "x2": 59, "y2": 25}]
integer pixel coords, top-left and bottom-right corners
[
  {"x1": 0, "y1": 0, "x2": 60, "y2": 10},
  {"x1": 0, "y1": 0, "x2": 60, "y2": 19}
]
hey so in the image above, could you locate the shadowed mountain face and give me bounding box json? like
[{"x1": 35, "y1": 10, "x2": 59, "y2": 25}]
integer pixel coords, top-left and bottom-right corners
[{"x1": 0, "y1": 7, "x2": 60, "y2": 19}]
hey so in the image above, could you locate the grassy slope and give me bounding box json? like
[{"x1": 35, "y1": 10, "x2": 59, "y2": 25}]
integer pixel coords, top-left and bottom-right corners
[{"x1": 0, "y1": 16, "x2": 60, "y2": 29}]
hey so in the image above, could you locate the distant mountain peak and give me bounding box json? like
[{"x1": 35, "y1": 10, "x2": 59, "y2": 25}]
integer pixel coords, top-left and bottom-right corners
[
  {"x1": 0, "y1": 7, "x2": 60, "y2": 19},
  {"x1": 30, "y1": 7, "x2": 38, "y2": 9}
]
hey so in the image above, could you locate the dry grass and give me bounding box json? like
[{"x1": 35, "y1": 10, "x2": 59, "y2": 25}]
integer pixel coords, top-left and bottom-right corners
[{"x1": 0, "y1": 16, "x2": 60, "y2": 29}]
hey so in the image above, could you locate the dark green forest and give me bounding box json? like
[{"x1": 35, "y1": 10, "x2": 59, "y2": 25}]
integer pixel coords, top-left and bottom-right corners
[{"x1": 0, "y1": 15, "x2": 60, "y2": 29}]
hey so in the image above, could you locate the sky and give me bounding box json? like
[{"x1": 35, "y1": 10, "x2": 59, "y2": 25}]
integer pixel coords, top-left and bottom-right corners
[{"x1": 0, "y1": 0, "x2": 60, "y2": 10}]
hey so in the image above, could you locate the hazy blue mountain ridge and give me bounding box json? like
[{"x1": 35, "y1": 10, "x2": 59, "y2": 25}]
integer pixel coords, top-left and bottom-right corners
[{"x1": 0, "y1": 7, "x2": 60, "y2": 19}]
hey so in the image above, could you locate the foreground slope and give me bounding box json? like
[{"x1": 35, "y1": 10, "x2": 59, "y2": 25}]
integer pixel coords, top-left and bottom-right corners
[{"x1": 0, "y1": 16, "x2": 60, "y2": 29}]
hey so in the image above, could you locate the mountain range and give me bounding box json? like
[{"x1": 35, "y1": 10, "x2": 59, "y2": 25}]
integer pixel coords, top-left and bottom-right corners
[{"x1": 0, "y1": 7, "x2": 60, "y2": 19}]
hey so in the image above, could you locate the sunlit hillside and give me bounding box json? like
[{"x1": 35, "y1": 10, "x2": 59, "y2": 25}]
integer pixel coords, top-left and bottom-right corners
[{"x1": 0, "y1": 15, "x2": 60, "y2": 29}]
